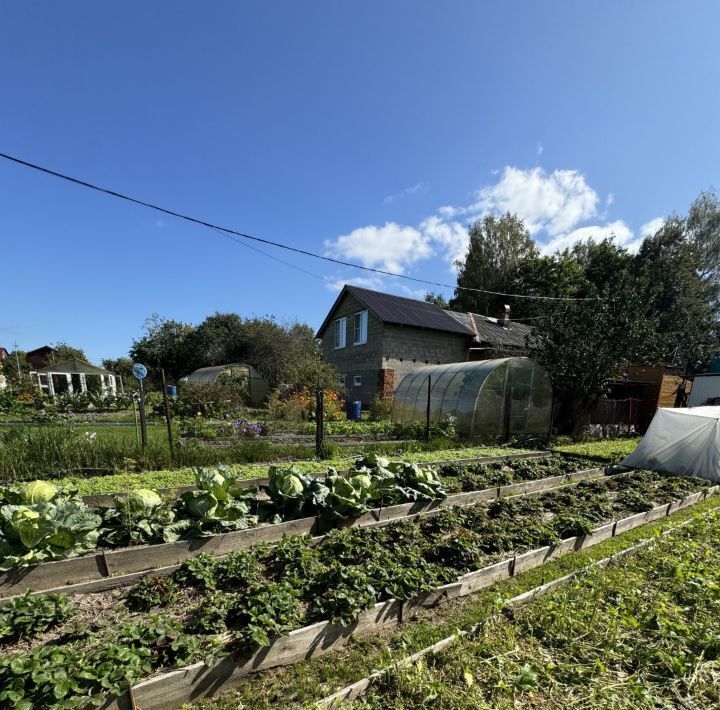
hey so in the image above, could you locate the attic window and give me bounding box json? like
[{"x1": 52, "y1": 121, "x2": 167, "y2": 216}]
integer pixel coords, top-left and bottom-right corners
[
  {"x1": 334, "y1": 318, "x2": 346, "y2": 349},
  {"x1": 353, "y1": 310, "x2": 368, "y2": 345}
]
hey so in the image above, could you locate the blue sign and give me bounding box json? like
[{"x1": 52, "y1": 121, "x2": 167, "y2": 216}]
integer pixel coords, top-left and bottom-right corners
[{"x1": 132, "y1": 363, "x2": 148, "y2": 381}]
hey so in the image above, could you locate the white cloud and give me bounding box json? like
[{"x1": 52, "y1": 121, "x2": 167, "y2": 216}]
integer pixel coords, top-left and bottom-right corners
[
  {"x1": 324, "y1": 274, "x2": 387, "y2": 292},
  {"x1": 324, "y1": 222, "x2": 432, "y2": 274},
  {"x1": 383, "y1": 181, "x2": 426, "y2": 204},
  {"x1": 419, "y1": 216, "x2": 468, "y2": 269},
  {"x1": 473, "y1": 167, "x2": 599, "y2": 236},
  {"x1": 536, "y1": 143, "x2": 544, "y2": 156},
  {"x1": 640, "y1": 216, "x2": 664, "y2": 237},
  {"x1": 540, "y1": 220, "x2": 638, "y2": 255},
  {"x1": 606, "y1": 193, "x2": 615, "y2": 206}
]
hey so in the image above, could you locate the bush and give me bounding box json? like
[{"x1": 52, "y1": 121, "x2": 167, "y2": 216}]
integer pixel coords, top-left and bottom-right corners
[
  {"x1": 268, "y1": 387, "x2": 344, "y2": 422},
  {"x1": 369, "y1": 394, "x2": 394, "y2": 421}
]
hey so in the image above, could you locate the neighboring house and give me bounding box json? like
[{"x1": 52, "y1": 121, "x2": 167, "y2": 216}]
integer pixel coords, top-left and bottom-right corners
[
  {"x1": 317, "y1": 285, "x2": 536, "y2": 405},
  {"x1": 25, "y1": 345, "x2": 55, "y2": 369},
  {"x1": 0, "y1": 347, "x2": 9, "y2": 361}
]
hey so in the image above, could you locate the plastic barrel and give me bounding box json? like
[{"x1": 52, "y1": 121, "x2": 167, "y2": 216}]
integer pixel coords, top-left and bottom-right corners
[
  {"x1": 346, "y1": 400, "x2": 362, "y2": 421},
  {"x1": 165, "y1": 385, "x2": 178, "y2": 398}
]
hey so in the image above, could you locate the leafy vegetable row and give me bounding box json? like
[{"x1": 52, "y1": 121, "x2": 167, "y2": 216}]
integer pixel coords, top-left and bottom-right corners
[
  {"x1": 0, "y1": 455, "x2": 446, "y2": 569},
  {"x1": 0, "y1": 470, "x2": 708, "y2": 708}
]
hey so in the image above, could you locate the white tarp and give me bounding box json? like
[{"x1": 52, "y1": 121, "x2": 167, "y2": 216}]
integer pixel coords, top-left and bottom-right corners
[{"x1": 621, "y1": 406, "x2": 720, "y2": 482}]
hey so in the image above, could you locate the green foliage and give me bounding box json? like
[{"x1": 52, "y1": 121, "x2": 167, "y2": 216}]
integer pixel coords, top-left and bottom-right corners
[
  {"x1": 216, "y1": 549, "x2": 263, "y2": 591},
  {"x1": 309, "y1": 563, "x2": 377, "y2": 625},
  {"x1": 125, "y1": 576, "x2": 180, "y2": 611},
  {"x1": 174, "y1": 552, "x2": 218, "y2": 590},
  {"x1": 0, "y1": 591, "x2": 76, "y2": 644},
  {"x1": 0, "y1": 484, "x2": 101, "y2": 569},
  {"x1": 186, "y1": 591, "x2": 237, "y2": 635},
  {"x1": 228, "y1": 581, "x2": 303, "y2": 647},
  {"x1": 450, "y1": 212, "x2": 538, "y2": 317}
]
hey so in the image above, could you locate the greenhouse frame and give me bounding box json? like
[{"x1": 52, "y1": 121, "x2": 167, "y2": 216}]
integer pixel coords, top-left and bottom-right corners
[
  {"x1": 186, "y1": 364, "x2": 268, "y2": 406},
  {"x1": 392, "y1": 357, "x2": 552, "y2": 439}
]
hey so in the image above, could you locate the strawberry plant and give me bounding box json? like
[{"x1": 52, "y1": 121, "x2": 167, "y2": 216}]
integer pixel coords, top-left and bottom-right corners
[
  {"x1": 0, "y1": 591, "x2": 76, "y2": 644},
  {"x1": 174, "y1": 552, "x2": 218, "y2": 590},
  {"x1": 125, "y1": 575, "x2": 180, "y2": 611}
]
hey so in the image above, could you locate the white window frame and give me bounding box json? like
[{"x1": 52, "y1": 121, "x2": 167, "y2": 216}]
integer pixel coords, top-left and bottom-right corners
[
  {"x1": 352, "y1": 310, "x2": 368, "y2": 345},
  {"x1": 334, "y1": 317, "x2": 347, "y2": 349},
  {"x1": 353, "y1": 375, "x2": 362, "y2": 387},
  {"x1": 339, "y1": 374, "x2": 346, "y2": 387}
]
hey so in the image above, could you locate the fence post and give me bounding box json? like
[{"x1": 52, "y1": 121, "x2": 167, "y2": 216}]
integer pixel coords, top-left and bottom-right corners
[
  {"x1": 138, "y1": 379, "x2": 148, "y2": 449},
  {"x1": 161, "y1": 368, "x2": 174, "y2": 459},
  {"x1": 315, "y1": 382, "x2": 325, "y2": 458},
  {"x1": 425, "y1": 375, "x2": 432, "y2": 443}
]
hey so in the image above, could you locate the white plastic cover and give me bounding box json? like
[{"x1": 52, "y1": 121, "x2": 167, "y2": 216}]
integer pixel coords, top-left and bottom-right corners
[{"x1": 621, "y1": 406, "x2": 720, "y2": 481}]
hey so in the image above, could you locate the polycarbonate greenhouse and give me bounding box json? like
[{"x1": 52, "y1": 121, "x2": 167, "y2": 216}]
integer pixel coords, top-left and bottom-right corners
[
  {"x1": 392, "y1": 357, "x2": 552, "y2": 439},
  {"x1": 186, "y1": 364, "x2": 268, "y2": 406}
]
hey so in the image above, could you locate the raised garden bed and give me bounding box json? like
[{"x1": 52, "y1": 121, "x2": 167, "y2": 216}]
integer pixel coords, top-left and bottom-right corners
[
  {"x1": 0, "y1": 470, "x2": 712, "y2": 708},
  {"x1": 0, "y1": 456, "x2": 600, "y2": 600}
]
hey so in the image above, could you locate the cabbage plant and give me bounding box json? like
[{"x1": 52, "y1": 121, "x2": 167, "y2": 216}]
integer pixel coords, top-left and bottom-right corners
[
  {"x1": 0, "y1": 495, "x2": 101, "y2": 570},
  {"x1": 264, "y1": 466, "x2": 329, "y2": 520}
]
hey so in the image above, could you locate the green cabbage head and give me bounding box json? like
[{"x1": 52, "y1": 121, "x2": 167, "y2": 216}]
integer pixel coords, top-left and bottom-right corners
[
  {"x1": 350, "y1": 474, "x2": 372, "y2": 491},
  {"x1": 271, "y1": 468, "x2": 305, "y2": 498},
  {"x1": 125, "y1": 489, "x2": 163, "y2": 514},
  {"x1": 22, "y1": 480, "x2": 58, "y2": 504},
  {"x1": 184, "y1": 491, "x2": 219, "y2": 519}
]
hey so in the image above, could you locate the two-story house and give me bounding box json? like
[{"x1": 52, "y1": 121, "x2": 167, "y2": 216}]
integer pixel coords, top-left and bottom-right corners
[{"x1": 317, "y1": 285, "x2": 535, "y2": 405}]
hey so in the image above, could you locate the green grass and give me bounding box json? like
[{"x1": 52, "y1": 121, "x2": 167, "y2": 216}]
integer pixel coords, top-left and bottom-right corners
[
  {"x1": 552, "y1": 437, "x2": 640, "y2": 461},
  {"x1": 185, "y1": 496, "x2": 720, "y2": 709},
  {"x1": 61, "y1": 444, "x2": 535, "y2": 495}
]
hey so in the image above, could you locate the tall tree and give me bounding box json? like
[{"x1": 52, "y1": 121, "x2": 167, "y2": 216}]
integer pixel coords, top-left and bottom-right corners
[
  {"x1": 51, "y1": 342, "x2": 88, "y2": 363},
  {"x1": 129, "y1": 314, "x2": 195, "y2": 382},
  {"x1": 424, "y1": 292, "x2": 449, "y2": 309},
  {"x1": 635, "y1": 217, "x2": 719, "y2": 372},
  {"x1": 450, "y1": 212, "x2": 538, "y2": 316},
  {"x1": 687, "y1": 189, "x2": 720, "y2": 293}
]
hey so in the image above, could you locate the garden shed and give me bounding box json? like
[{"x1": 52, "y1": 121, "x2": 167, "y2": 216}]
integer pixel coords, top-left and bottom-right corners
[
  {"x1": 621, "y1": 406, "x2": 720, "y2": 481},
  {"x1": 32, "y1": 359, "x2": 120, "y2": 397},
  {"x1": 392, "y1": 357, "x2": 552, "y2": 439},
  {"x1": 186, "y1": 363, "x2": 268, "y2": 406}
]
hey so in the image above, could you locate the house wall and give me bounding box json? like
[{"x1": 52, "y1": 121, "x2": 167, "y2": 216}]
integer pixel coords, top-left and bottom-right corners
[
  {"x1": 320, "y1": 293, "x2": 471, "y2": 406},
  {"x1": 381, "y1": 324, "x2": 469, "y2": 384},
  {"x1": 320, "y1": 292, "x2": 384, "y2": 405}
]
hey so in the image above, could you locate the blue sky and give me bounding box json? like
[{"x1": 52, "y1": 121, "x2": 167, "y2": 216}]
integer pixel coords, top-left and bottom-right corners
[{"x1": 1, "y1": 1, "x2": 718, "y2": 363}]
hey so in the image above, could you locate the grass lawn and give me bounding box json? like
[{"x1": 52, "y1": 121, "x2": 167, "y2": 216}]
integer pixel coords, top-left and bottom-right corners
[{"x1": 552, "y1": 437, "x2": 640, "y2": 460}]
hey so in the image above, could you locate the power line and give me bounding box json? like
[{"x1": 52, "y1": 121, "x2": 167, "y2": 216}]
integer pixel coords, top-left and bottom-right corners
[{"x1": 0, "y1": 150, "x2": 601, "y2": 302}]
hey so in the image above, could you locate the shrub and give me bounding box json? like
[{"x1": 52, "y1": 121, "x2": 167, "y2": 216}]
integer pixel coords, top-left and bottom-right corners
[{"x1": 369, "y1": 393, "x2": 394, "y2": 421}]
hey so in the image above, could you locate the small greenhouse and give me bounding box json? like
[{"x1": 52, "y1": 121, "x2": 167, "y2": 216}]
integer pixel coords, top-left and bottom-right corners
[
  {"x1": 392, "y1": 357, "x2": 552, "y2": 439},
  {"x1": 621, "y1": 406, "x2": 720, "y2": 481},
  {"x1": 186, "y1": 364, "x2": 268, "y2": 406}
]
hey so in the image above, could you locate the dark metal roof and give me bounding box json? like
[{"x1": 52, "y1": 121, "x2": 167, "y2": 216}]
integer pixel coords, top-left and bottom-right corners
[
  {"x1": 317, "y1": 285, "x2": 475, "y2": 337},
  {"x1": 444, "y1": 311, "x2": 537, "y2": 349},
  {"x1": 37, "y1": 358, "x2": 114, "y2": 376}
]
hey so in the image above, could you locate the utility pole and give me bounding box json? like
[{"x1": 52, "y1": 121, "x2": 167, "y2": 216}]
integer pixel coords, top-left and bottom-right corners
[{"x1": 12, "y1": 342, "x2": 21, "y2": 379}]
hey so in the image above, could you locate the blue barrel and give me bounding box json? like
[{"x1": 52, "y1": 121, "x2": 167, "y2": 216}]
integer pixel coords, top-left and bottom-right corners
[
  {"x1": 347, "y1": 400, "x2": 362, "y2": 421},
  {"x1": 165, "y1": 385, "x2": 178, "y2": 398}
]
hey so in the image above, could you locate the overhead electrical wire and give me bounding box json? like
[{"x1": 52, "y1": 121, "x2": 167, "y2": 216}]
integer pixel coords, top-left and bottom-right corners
[{"x1": 0, "y1": 150, "x2": 601, "y2": 302}]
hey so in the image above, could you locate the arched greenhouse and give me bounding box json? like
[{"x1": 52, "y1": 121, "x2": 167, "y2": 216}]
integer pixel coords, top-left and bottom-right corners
[
  {"x1": 186, "y1": 364, "x2": 268, "y2": 406},
  {"x1": 392, "y1": 358, "x2": 552, "y2": 439}
]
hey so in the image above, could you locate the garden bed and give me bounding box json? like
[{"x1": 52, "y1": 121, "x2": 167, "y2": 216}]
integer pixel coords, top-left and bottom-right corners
[
  {"x1": 334, "y1": 505, "x2": 720, "y2": 708},
  {"x1": 0, "y1": 471, "x2": 712, "y2": 708},
  {"x1": 0, "y1": 456, "x2": 599, "y2": 599}
]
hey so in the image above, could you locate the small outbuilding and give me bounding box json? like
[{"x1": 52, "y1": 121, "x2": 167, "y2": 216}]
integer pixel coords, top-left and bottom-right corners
[
  {"x1": 32, "y1": 359, "x2": 121, "y2": 397},
  {"x1": 392, "y1": 357, "x2": 552, "y2": 439},
  {"x1": 621, "y1": 406, "x2": 720, "y2": 482},
  {"x1": 186, "y1": 364, "x2": 268, "y2": 406}
]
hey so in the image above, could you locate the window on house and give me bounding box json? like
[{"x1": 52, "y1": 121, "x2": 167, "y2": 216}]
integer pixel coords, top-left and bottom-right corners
[
  {"x1": 353, "y1": 375, "x2": 362, "y2": 387},
  {"x1": 353, "y1": 310, "x2": 368, "y2": 345},
  {"x1": 334, "y1": 317, "x2": 346, "y2": 349},
  {"x1": 339, "y1": 374, "x2": 346, "y2": 387}
]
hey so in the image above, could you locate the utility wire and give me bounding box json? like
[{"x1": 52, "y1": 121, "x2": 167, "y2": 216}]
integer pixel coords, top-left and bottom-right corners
[{"x1": 0, "y1": 150, "x2": 601, "y2": 302}]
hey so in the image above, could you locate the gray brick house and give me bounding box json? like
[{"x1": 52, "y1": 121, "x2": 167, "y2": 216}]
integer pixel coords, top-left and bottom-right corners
[{"x1": 317, "y1": 285, "x2": 536, "y2": 405}]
